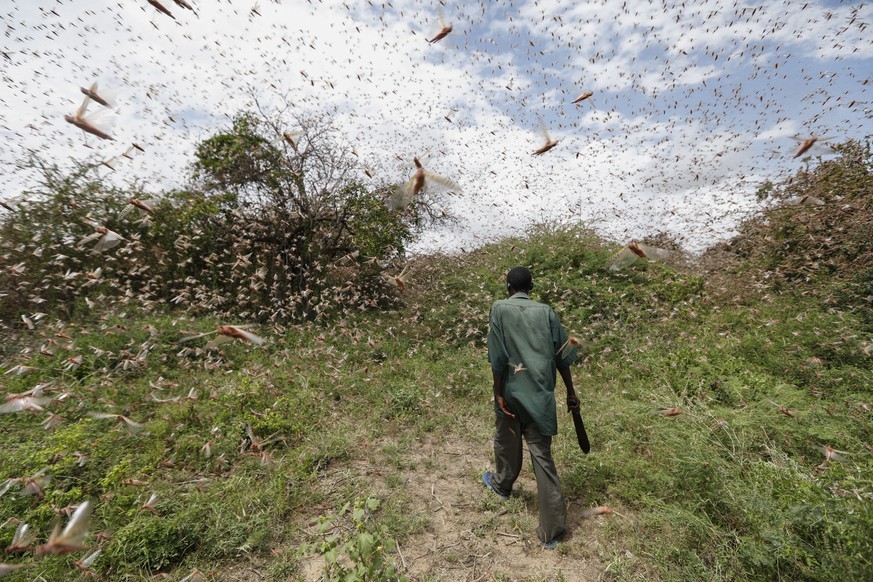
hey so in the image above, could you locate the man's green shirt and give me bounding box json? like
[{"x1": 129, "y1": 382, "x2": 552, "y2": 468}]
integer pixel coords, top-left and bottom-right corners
[{"x1": 488, "y1": 292, "x2": 576, "y2": 436}]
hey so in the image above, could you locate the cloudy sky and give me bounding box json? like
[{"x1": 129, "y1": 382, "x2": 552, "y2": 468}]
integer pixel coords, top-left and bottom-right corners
[{"x1": 1, "y1": 0, "x2": 871, "y2": 253}]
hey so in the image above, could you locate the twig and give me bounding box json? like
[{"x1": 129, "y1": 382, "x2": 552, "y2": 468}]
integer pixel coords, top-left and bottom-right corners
[
  {"x1": 174, "y1": 478, "x2": 210, "y2": 485},
  {"x1": 396, "y1": 541, "x2": 407, "y2": 571},
  {"x1": 431, "y1": 482, "x2": 445, "y2": 511},
  {"x1": 497, "y1": 531, "x2": 520, "y2": 538},
  {"x1": 610, "y1": 508, "x2": 633, "y2": 521}
]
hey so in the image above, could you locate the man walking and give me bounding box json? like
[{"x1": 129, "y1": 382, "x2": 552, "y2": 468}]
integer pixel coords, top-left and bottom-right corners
[{"x1": 482, "y1": 266, "x2": 579, "y2": 549}]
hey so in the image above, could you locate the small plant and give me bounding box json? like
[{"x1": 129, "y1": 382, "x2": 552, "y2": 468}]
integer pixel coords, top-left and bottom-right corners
[{"x1": 301, "y1": 497, "x2": 408, "y2": 582}]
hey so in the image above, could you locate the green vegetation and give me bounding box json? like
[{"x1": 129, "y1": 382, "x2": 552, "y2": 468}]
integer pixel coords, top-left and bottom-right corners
[
  {"x1": 1, "y1": 145, "x2": 870, "y2": 580},
  {"x1": 300, "y1": 497, "x2": 409, "y2": 581},
  {"x1": 0, "y1": 109, "x2": 445, "y2": 326}
]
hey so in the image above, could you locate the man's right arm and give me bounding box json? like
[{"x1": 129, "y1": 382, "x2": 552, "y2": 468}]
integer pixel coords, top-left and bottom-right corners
[
  {"x1": 492, "y1": 370, "x2": 515, "y2": 418},
  {"x1": 488, "y1": 304, "x2": 514, "y2": 417}
]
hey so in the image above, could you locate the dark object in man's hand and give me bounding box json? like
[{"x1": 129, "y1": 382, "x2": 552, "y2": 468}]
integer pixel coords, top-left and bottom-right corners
[{"x1": 571, "y1": 409, "x2": 590, "y2": 454}]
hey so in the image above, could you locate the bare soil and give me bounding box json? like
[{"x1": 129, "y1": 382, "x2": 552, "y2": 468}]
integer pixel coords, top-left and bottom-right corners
[
  {"x1": 298, "y1": 430, "x2": 609, "y2": 582},
  {"x1": 221, "y1": 405, "x2": 619, "y2": 582}
]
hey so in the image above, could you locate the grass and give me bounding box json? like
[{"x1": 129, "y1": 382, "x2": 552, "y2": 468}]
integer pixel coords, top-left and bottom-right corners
[{"x1": 1, "y1": 225, "x2": 872, "y2": 581}]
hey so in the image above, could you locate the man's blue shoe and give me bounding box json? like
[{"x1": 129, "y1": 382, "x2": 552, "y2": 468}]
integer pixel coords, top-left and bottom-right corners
[{"x1": 482, "y1": 471, "x2": 510, "y2": 500}]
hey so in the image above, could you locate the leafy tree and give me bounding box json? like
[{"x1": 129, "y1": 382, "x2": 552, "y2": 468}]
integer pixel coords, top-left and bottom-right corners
[{"x1": 188, "y1": 108, "x2": 428, "y2": 320}]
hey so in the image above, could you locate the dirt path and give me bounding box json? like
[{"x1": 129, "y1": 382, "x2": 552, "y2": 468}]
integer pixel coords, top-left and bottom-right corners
[
  {"x1": 394, "y1": 436, "x2": 605, "y2": 581},
  {"x1": 300, "y1": 430, "x2": 609, "y2": 582}
]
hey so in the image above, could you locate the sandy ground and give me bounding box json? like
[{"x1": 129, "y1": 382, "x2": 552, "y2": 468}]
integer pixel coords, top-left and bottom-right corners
[{"x1": 294, "y1": 432, "x2": 610, "y2": 582}]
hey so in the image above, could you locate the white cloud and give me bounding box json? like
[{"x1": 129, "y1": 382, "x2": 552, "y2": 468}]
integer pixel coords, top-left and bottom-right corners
[{"x1": 0, "y1": 0, "x2": 870, "y2": 257}]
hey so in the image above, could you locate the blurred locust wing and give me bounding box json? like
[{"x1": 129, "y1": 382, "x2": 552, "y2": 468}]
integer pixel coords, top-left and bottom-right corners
[
  {"x1": 89, "y1": 412, "x2": 118, "y2": 421},
  {"x1": 89, "y1": 412, "x2": 143, "y2": 434},
  {"x1": 178, "y1": 330, "x2": 219, "y2": 343},
  {"x1": 0, "y1": 563, "x2": 26, "y2": 576},
  {"x1": 119, "y1": 415, "x2": 144, "y2": 435},
  {"x1": 179, "y1": 568, "x2": 208, "y2": 582},
  {"x1": 388, "y1": 186, "x2": 413, "y2": 211},
  {"x1": 77, "y1": 231, "x2": 104, "y2": 249},
  {"x1": 93, "y1": 229, "x2": 125, "y2": 252},
  {"x1": 426, "y1": 8, "x2": 453, "y2": 43},
  {"x1": 791, "y1": 135, "x2": 833, "y2": 158},
  {"x1": 580, "y1": 505, "x2": 612, "y2": 518},
  {"x1": 636, "y1": 243, "x2": 671, "y2": 263},
  {"x1": 282, "y1": 130, "x2": 302, "y2": 148},
  {"x1": 65, "y1": 98, "x2": 117, "y2": 141},
  {"x1": 608, "y1": 241, "x2": 669, "y2": 271},
  {"x1": 74, "y1": 93, "x2": 91, "y2": 119},
  {"x1": 74, "y1": 548, "x2": 102, "y2": 571},
  {"x1": 607, "y1": 246, "x2": 640, "y2": 271},
  {"x1": 558, "y1": 336, "x2": 580, "y2": 360},
  {"x1": 821, "y1": 445, "x2": 849, "y2": 463},
  {"x1": 82, "y1": 105, "x2": 118, "y2": 139},
  {"x1": 216, "y1": 325, "x2": 265, "y2": 345},
  {"x1": 121, "y1": 197, "x2": 155, "y2": 219},
  {"x1": 532, "y1": 116, "x2": 558, "y2": 155},
  {"x1": 140, "y1": 492, "x2": 159, "y2": 511},
  {"x1": 397, "y1": 156, "x2": 460, "y2": 211},
  {"x1": 4, "y1": 365, "x2": 37, "y2": 376},
  {"x1": 5, "y1": 522, "x2": 36, "y2": 552},
  {"x1": 20, "y1": 471, "x2": 51, "y2": 497},
  {"x1": 205, "y1": 334, "x2": 233, "y2": 349},
  {"x1": 423, "y1": 172, "x2": 461, "y2": 194},
  {"x1": 384, "y1": 263, "x2": 411, "y2": 290},
  {"x1": 0, "y1": 396, "x2": 50, "y2": 413},
  {"x1": 80, "y1": 82, "x2": 116, "y2": 108},
  {"x1": 786, "y1": 194, "x2": 825, "y2": 206},
  {"x1": 36, "y1": 500, "x2": 93, "y2": 555}
]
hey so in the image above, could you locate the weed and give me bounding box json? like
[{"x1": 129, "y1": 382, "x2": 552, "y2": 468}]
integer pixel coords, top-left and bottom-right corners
[{"x1": 299, "y1": 497, "x2": 408, "y2": 581}]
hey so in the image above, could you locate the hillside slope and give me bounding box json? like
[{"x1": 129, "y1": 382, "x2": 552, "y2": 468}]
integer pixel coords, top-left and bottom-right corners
[{"x1": 1, "y1": 146, "x2": 871, "y2": 581}]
